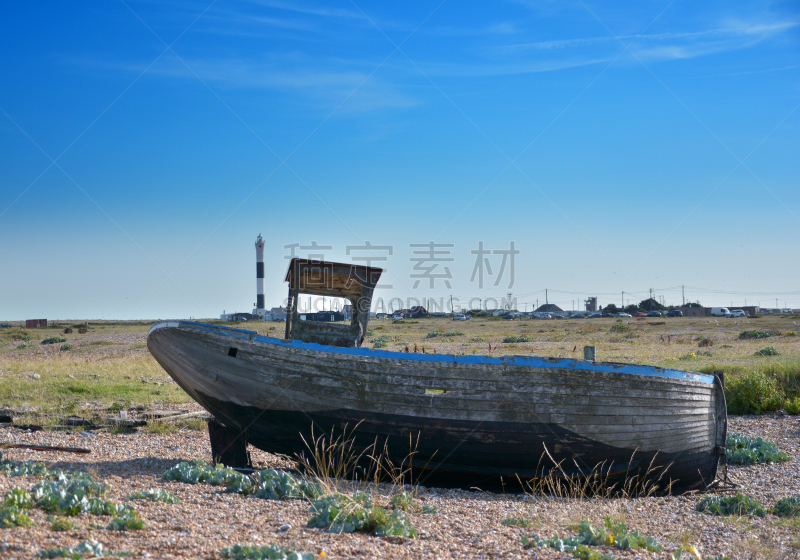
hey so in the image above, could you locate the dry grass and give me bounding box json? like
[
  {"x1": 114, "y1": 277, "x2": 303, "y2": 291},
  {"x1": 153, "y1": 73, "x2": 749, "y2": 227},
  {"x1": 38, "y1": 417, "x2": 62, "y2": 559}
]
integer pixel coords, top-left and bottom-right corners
[{"x1": 2, "y1": 315, "x2": 798, "y2": 415}]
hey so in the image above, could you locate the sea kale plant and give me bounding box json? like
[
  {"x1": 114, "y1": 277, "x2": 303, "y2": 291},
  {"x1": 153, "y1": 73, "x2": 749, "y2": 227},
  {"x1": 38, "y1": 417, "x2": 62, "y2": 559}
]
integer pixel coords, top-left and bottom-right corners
[
  {"x1": 163, "y1": 461, "x2": 321, "y2": 501},
  {"x1": 726, "y1": 433, "x2": 791, "y2": 465},
  {"x1": 771, "y1": 496, "x2": 800, "y2": 518},
  {"x1": 695, "y1": 494, "x2": 766, "y2": 517},
  {"x1": 219, "y1": 544, "x2": 318, "y2": 560},
  {"x1": 307, "y1": 491, "x2": 417, "y2": 538},
  {"x1": 521, "y1": 517, "x2": 662, "y2": 558},
  {"x1": 37, "y1": 540, "x2": 132, "y2": 558}
]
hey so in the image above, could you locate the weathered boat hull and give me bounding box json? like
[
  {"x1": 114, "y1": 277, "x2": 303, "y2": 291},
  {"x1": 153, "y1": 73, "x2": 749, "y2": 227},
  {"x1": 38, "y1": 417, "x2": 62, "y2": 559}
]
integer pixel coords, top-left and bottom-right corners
[{"x1": 147, "y1": 321, "x2": 725, "y2": 491}]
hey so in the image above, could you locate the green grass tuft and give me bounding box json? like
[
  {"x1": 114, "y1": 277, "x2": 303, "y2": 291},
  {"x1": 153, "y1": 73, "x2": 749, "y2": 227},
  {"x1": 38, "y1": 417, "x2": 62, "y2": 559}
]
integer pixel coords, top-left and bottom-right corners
[{"x1": 696, "y1": 494, "x2": 766, "y2": 517}]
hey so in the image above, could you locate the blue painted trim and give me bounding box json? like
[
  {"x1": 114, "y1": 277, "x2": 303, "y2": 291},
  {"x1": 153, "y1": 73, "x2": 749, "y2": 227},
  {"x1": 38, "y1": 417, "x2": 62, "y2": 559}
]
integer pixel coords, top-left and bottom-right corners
[{"x1": 168, "y1": 321, "x2": 714, "y2": 384}]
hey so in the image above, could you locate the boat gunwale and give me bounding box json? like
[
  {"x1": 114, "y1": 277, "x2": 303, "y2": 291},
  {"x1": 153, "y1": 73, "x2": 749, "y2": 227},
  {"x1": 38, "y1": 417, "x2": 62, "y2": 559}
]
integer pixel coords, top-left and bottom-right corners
[{"x1": 148, "y1": 320, "x2": 716, "y2": 385}]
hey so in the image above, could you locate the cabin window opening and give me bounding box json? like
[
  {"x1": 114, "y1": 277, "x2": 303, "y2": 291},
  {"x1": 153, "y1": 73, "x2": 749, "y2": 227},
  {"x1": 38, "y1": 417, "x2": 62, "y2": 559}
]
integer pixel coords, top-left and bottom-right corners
[
  {"x1": 228, "y1": 347, "x2": 238, "y2": 357},
  {"x1": 294, "y1": 296, "x2": 351, "y2": 324}
]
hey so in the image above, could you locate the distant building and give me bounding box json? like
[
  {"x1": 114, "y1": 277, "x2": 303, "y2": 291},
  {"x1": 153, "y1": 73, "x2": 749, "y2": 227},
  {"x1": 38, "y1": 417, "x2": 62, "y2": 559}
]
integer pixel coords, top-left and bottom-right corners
[
  {"x1": 25, "y1": 319, "x2": 47, "y2": 328},
  {"x1": 677, "y1": 306, "x2": 761, "y2": 318},
  {"x1": 220, "y1": 312, "x2": 256, "y2": 322},
  {"x1": 535, "y1": 304, "x2": 563, "y2": 313},
  {"x1": 584, "y1": 297, "x2": 598, "y2": 312},
  {"x1": 395, "y1": 306, "x2": 428, "y2": 319},
  {"x1": 299, "y1": 311, "x2": 345, "y2": 322},
  {"x1": 267, "y1": 307, "x2": 287, "y2": 321},
  {"x1": 678, "y1": 306, "x2": 706, "y2": 318}
]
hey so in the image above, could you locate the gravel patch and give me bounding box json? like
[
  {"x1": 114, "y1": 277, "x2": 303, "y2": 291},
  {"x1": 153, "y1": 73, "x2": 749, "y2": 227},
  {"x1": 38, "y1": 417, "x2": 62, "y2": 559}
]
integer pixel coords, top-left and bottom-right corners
[{"x1": 1, "y1": 415, "x2": 798, "y2": 559}]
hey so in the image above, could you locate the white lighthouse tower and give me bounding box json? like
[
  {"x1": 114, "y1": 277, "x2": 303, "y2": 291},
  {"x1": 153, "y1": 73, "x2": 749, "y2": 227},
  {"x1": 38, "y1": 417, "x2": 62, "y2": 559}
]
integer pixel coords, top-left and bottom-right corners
[{"x1": 254, "y1": 234, "x2": 266, "y2": 317}]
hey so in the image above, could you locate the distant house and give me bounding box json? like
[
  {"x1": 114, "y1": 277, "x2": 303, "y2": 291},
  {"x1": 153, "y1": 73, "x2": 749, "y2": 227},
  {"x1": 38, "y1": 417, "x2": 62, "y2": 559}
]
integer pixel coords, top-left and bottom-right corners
[
  {"x1": 299, "y1": 311, "x2": 345, "y2": 322},
  {"x1": 535, "y1": 304, "x2": 563, "y2": 313},
  {"x1": 25, "y1": 319, "x2": 47, "y2": 329},
  {"x1": 267, "y1": 307, "x2": 288, "y2": 321},
  {"x1": 220, "y1": 312, "x2": 255, "y2": 322},
  {"x1": 396, "y1": 306, "x2": 428, "y2": 319}
]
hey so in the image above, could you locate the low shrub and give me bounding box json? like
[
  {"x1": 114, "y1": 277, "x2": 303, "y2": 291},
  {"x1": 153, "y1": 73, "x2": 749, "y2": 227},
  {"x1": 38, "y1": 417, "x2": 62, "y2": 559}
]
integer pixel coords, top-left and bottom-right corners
[
  {"x1": 164, "y1": 462, "x2": 321, "y2": 501},
  {"x1": 723, "y1": 371, "x2": 784, "y2": 414},
  {"x1": 307, "y1": 492, "x2": 417, "y2": 538},
  {"x1": 610, "y1": 324, "x2": 630, "y2": 333},
  {"x1": 503, "y1": 336, "x2": 531, "y2": 343},
  {"x1": 754, "y1": 346, "x2": 780, "y2": 356},
  {"x1": 471, "y1": 337, "x2": 484, "y2": 342},
  {"x1": 739, "y1": 330, "x2": 779, "y2": 340},
  {"x1": 3, "y1": 488, "x2": 33, "y2": 509},
  {"x1": 502, "y1": 516, "x2": 538, "y2": 528},
  {"x1": 726, "y1": 433, "x2": 790, "y2": 464},
  {"x1": 696, "y1": 494, "x2": 766, "y2": 517},
  {"x1": 368, "y1": 335, "x2": 392, "y2": 349},
  {"x1": 785, "y1": 397, "x2": 800, "y2": 415},
  {"x1": 219, "y1": 544, "x2": 317, "y2": 560},
  {"x1": 522, "y1": 517, "x2": 662, "y2": 556},
  {"x1": 48, "y1": 516, "x2": 77, "y2": 531},
  {"x1": 0, "y1": 459, "x2": 50, "y2": 477},
  {"x1": 126, "y1": 489, "x2": 179, "y2": 503},
  {"x1": 390, "y1": 491, "x2": 436, "y2": 514},
  {"x1": 162, "y1": 460, "x2": 244, "y2": 486},
  {"x1": 60, "y1": 343, "x2": 72, "y2": 351},
  {"x1": 244, "y1": 469, "x2": 321, "y2": 501},
  {"x1": 41, "y1": 336, "x2": 66, "y2": 345},
  {"x1": 105, "y1": 513, "x2": 145, "y2": 531},
  {"x1": 0, "y1": 505, "x2": 34, "y2": 528},
  {"x1": 772, "y1": 496, "x2": 800, "y2": 517},
  {"x1": 37, "y1": 540, "x2": 132, "y2": 558},
  {"x1": 0, "y1": 327, "x2": 34, "y2": 341},
  {"x1": 391, "y1": 491, "x2": 414, "y2": 511}
]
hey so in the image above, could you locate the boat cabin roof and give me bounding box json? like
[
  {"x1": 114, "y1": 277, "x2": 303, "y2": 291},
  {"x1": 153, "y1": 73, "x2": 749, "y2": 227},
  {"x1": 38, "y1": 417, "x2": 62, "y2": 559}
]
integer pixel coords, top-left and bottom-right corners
[{"x1": 284, "y1": 258, "x2": 382, "y2": 298}]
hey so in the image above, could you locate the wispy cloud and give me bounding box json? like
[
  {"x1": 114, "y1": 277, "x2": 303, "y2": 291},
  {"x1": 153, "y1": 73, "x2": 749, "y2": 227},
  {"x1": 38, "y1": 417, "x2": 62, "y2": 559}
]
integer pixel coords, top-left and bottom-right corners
[
  {"x1": 241, "y1": 0, "x2": 365, "y2": 21},
  {"x1": 491, "y1": 21, "x2": 798, "y2": 61},
  {"x1": 72, "y1": 54, "x2": 419, "y2": 113}
]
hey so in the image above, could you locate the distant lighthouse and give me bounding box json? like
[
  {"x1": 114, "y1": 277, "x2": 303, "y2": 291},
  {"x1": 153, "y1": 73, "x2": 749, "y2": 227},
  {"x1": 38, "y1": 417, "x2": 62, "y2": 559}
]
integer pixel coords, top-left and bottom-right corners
[{"x1": 255, "y1": 234, "x2": 265, "y2": 316}]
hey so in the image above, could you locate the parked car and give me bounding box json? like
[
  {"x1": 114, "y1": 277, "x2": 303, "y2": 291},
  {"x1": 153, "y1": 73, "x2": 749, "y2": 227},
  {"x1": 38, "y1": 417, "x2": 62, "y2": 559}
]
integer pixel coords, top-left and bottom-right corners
[
  {"x1": 392, "y1": 314, "x2": 402, "y2": 321},
  {"x1": 633, "y1": 312, "x2": 647, "y2": 318},
  {"x1": 666, "y1": 310, "x2": 683, "y2": 317},
  {"x1": 453, "y1": 314, "x2": 468, "y2": 320},
  {"x1": 646, "y1": 311, "x2": 662, "y2": 317},
  {"x1": 709, "y1": 307, "x2": 731, "y2": 317},
  {"x1": 587, "y1": 313, "x2": 602, "y2": 318},
  {"x1": 616, "y1": 312, "x2": 632, "y2": 318},
  {"x1": 730, "y1": 309, "x2": 746, "y2": 317},
  {"x1": 569, "y1": 313, "x2": 585, "y2": 319}
]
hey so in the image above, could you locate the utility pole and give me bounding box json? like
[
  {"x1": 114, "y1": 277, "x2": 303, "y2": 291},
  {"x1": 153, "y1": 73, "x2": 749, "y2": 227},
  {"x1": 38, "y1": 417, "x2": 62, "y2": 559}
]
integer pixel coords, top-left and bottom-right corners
[
  {"x1": 450, "y1": 294, "x2": 454, "y2": 315},
  {"x1": 649, "y1": 288, "x2": 653, "y2": 301},
  {"x1": 682, "y1": 285, "x2": 685, "y2": 306},
  {"x1": 545, "y1": 289, "x2": 548, "y2": 310},
  {"x1": 621, "y1": 291, "x2": 624, "y2": 310}
]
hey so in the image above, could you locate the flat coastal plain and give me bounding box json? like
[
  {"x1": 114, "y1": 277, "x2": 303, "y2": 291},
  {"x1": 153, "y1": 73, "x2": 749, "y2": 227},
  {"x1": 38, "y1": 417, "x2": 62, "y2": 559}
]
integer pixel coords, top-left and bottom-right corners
[{"x1": 0, "y1": 317, "x2": 798, "y2": 559}]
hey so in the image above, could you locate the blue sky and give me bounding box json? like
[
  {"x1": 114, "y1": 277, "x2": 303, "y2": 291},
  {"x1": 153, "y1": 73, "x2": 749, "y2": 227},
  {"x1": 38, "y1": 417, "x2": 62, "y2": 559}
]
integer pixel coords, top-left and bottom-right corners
[{"x1": 1, "y1": 0, "x2": 798, "y2": 320}]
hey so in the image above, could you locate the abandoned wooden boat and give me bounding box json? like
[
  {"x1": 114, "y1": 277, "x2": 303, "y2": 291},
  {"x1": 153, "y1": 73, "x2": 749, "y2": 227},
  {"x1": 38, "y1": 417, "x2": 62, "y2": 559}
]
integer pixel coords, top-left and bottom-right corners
[{"x1": 147, "y1": 259, "x2": 726, "y2": 491}]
